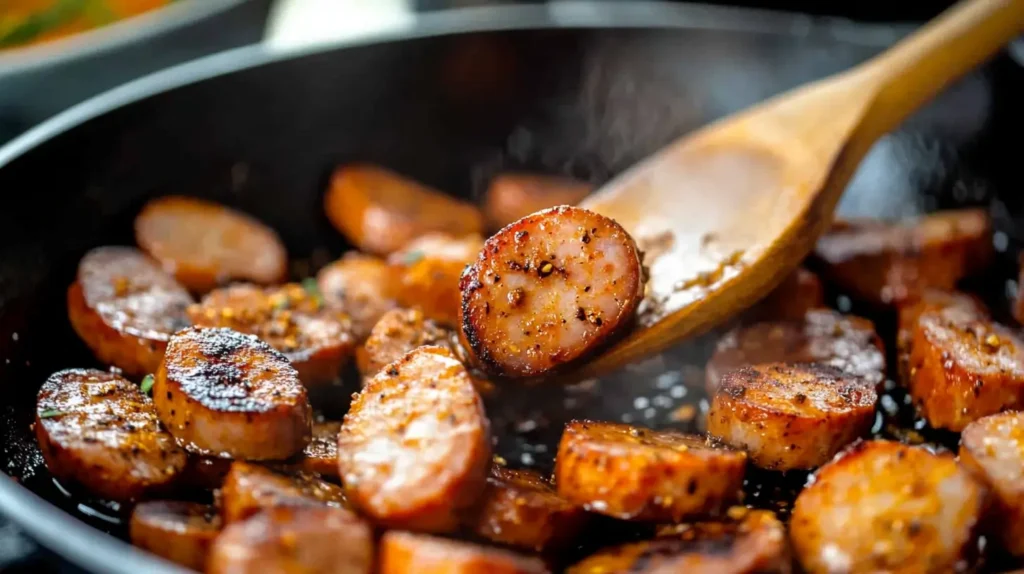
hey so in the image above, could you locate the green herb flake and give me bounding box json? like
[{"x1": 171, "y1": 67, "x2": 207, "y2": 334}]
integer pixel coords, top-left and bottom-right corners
[
  {"x1": 301, "y1": 278, "x2": 324, "y2": 308},
  {"x1": 39, "y1": 409, "x2": 68, "y2": 419},
  {"x1": 140, "y1": 374, "x2": 155, "y2": 395},
  {"x1": 401, "y1": 250, "x2": 425, "y2": 266}
]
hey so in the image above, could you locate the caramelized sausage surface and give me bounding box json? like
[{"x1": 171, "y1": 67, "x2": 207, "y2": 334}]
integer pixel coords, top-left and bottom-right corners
[
  {"x1": 283, "y1": 421, "x2": 340, "y2": 479},
  {"x1": 908, "y1": 308, "x2": 1024, "y2": 431},
  {"x1": 705, "y1": 309, "x2": 885, "y2": 396},
  {"x1": 317, "y1": 252, "x2": 399, "y2": 340},
  {"x1": 68, "y1": 246, "x2": 193, "y2": 377},
  {"x1": 379, "y1": 531, "x2": 549, "y2": 574},
  {"x1": 324, "y1": 164, "x2": 484, "y2": 256},
  {"x1": 790, "y1": 440, "x2": 986, "y2": 573},
  {"x1": 219, "y1": 461, "x2": 347, "y2": 524},
  {"x1": 389, "y1": 232, "x2": 483, "y2": 327},
  {"x1": 469, "y1": 466, "x2": 587, "y2": 552},
  {"x1": 339, "y1": 346, "x2": 490, "y2": 532},
  {"x1": 554, "y1": 421, "x2": 746, "y2": 522},
  {"x1": 135, "y1": 195, "x2": 288, "y2": 292},
  {"x1": 895, "y1": 289, "x2": 988, "y2": 384},
  {"x1": 130, "y1": 501, "x2": 220, "y2": 571},
  {"x1": 189, "y1": 283, "x2": 356, "y2": 387},
  {"x1": 482, "y1": 173, "x2": 593, "y2": 230},
  {"x1": 959, "y1": 411, "x2": 1024, "y2": 556},
  {"x1": 208, "y1": 506, "x2": 373, "y2": 574},
  {"x1": 707, "y1": 363, "x2": 877, "y2": 470},
  {"x1": 35, "y1": 369, "x2": 186, "y2": 501},
  {"x1": 461, "y1": 206, "x2": 645, "y2": 378},
  {"x1": 814, "y1": 209, "x2": 992, "y2": 306},
  {"x1": 356, "y1": 308, "x2": 458, "y2": 378},
  {"x1": 154, "y1": 327, "x2": 312, "y2": 460}
]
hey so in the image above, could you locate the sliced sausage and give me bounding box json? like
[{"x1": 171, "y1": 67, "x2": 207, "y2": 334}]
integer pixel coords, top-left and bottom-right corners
[
  {"x1": 388, "y1": 232, "x2": 483, "y2": 327},
  {"x1": 68, "y1": 246, "x2": 193, "y2": 377},
  {"x1": 482, "y1": 173, "x2": 593, "y2": 230},
  {"x1": 379, "y1": 531, "x2": 549, "y2": 574},
  {"x1": 182, "y1": 455, "x2": 233, "y2": 490},
  {"x1": 570, "y1": 508, "x2": 790, "y2": 573},
  {"x1": 188, "y1": 283, "x2": 356, "y2": 387},
  {"x1": 324, "y1": 164, "x2": 484, "y2": 256},
  {"x1": 35, "y1": 369, "x2": 186, "y2": 501},
  {"x1": 814, "y1": 209, "x2": 992, "y2": 306},
  {"x1": 338, "y1": 346, "x2": 490, "y2": 532},
  {"x1": 959, "y1": 411, "x2": 1024, "y2": 556},
  {"x1": 468, "y1": 466, "x2": 587, "y2": 552},
  {"x1": 135, "y1": 195, "x2": 288, "y2": 293},
  {"x1": 460, "y1": 205, "x2": 645, "y2": 378},
  {"x1": 790, "y1": 439, "x2": 987, "y2": 573},
  {"x1": 208, "y1": 506, "x2": 373, "y2": 574},
  {"x1": 130, "y1": 501, "x2": 220, "y2": 571},
  {"x1": 219, "y1": 461, "x2": 347, "y2": 524},
  {"x1": 317, "y1": 252, "x2": 399, "y2": 340},
  {"x1": 356, "y1": 308, "x2": 456, "y2": 378},
  {"x1": 746, "y1": 267, "x2": 825, "y2": 323},
  {"x1": 895, "y1": 289, "x2": 988, "y2": 384},
  {"x1": 554, "y1": 420, "x2": 746, "y2": 522},
  {"x1": 284, "y1": 421, "x2": 340, "y2": 479},
  {"x1": 154, "y1": 327, "x2": 312, "y2": 460},
  {"x1": 707, "y1": 363, "x2": 877, "y2": 470},
  {"x1": 908, "y1": 308, "x2": 1024, "y2": 431},
  {"x1": 705, "y1": 309, "x2": 885, "y2": 397}
]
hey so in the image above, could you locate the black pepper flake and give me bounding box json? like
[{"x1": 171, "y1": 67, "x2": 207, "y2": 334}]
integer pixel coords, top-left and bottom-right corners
[
  {"x1": 386, "y1": 367, "x2": 399, "y2": 377},
  {"x1": 584, "y1": 286, "x2": 591, "y2": 292},
  {"x1": 576, "y1": 307, "x2": 586, "y2": 321},
  {"x1": 581, "y1": 233, "x2": 591, "y2": 244}
]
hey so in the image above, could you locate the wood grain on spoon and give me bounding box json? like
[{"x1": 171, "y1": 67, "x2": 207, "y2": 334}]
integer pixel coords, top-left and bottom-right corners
[{"x1": 574, "y1": 0, "x2": 1024, "y2": 379}]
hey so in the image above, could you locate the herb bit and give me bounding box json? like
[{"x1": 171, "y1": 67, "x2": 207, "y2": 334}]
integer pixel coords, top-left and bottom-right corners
[
  {"x1": 301, "y1": 277, "x2": 324, "y2": 307},
  {"x1": 140, "y1": 374, "x2": 155, "y2": 395},
  {"x1": 39, "y1": 409, "x2": 68, "y2": 419},
  {"x1": 401, "y1": 250, "x2": 425, "y2": 266}
]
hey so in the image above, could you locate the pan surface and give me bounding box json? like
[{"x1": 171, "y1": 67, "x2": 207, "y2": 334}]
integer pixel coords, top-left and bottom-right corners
[{"x1": 0, "y1": 2, "x2": 1020, "y2": 572}]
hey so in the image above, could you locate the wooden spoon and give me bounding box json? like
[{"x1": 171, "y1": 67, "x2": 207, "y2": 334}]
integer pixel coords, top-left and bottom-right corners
[{"x1": 575, "y1": 0, "x2": 1024, "y2": 379}]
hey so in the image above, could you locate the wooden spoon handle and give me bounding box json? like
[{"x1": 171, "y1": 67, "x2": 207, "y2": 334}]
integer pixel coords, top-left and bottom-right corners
[{"x1": 858, "y1": 0, "x2": 1024, "y2": 139}]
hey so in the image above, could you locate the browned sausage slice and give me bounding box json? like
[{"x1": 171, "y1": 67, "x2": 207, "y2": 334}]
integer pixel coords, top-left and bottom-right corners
[
  {"x1": 219, "y1": 461, "x2": 347, "y2": 524},
  {"x1": 908, "y1": 308, "x2": 1024, "y2": 431},
  {"x1": 324, "y1": 164, "x2": 485, "y2": 256},
  {"x1": 188, "y1": 283, "x2": 356, "y2": 387},
  {"x1": 895, "y1": 289, "x2": 988, "y2": 384},
  {"x1": 460, "y1": 205, "x2": 645, "y2": 378},
  {"x1": 468, "y1": 466, "x2": 587, "y2": 552},
  {"x1": 135, "y1": 196, "x2": 288, "y2": 293},
  {"x1": 554, "y1": 421, "x2": 746, "y2": 522},
  {"x1": 569, "y1": 509, "x2": 790, "y2": 574},
  {"x1": 379, "y1": 531, "x2": 549, "y2": 574},
  {"x1": 130, "y1": 501, "x2": 220, "y2": 571},
  {"x1": 356, "y1": 308, "x2": 458, "y2": 378},
  {"x1": 284, "y1": 421, "x2": 340, "y2": 479},
  {"x1": 338, "y1": 346, "x2": 490, "y2": 532},
  {"x1": 482, "y1": 173, "x2": 593, "y2": 231},
  {"x1": 389, "y1": 232, "x2": 484, "y2": 327},
  {"x1": 959, "y1": 411, "x2": 1024, "y2": 556},
  {"x1": 707, "y1": 363, "x2": 877, "y2": 470},
  {"x1": 814, "y1": 209, "x2": 992, "y2": 306},
  {"x1": 317, "y1": 252, "x2": 400, "y2": 340},
  {"x1": 790, "y1": 440, "x2": 987, "y2": 573},
  {"x1": 35, "y1": 369, "x2": 186, "y2": 501},
  {"x1": 208, "y1": 506, "x2": 373, "y2": 574},
  {"x1": 705, "y1": 309, "x2": 885, "y2": 397},
  {"x1": 68, "y1": 247, "x2": 193, "y2": 377},
  {"x1": 746, "y1": 267, "x2": 825, "y2": 323},
  {"x1": 154, "y1": 327, "x2": 312, "y2": 460}
]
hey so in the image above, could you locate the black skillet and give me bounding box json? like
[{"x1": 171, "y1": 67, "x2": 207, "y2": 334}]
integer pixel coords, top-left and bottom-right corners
[{"x1": 0, "y1": 3, "x2": 1022, "y2": 572}]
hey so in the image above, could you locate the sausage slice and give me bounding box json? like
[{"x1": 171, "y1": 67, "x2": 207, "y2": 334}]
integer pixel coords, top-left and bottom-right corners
[
  {"x1": 284, "y1": 421, "x2": 340, "y2": 479},
  {"x1": 569, "y1": 509, "x2": 790, "y2": 573},
  {"x1": 317, "y1": 252, "x2": 399, "y2": 340},
  {"x1": 356, "y1": 308, "x2": 459, "y2": 378},
  {"x1": 705, "y1": 309, "x2": 885, "y2": 397},
  {"x1": 379, "y1": 531, "x2": 549, "y2": 574},
  {"x1": 219, "y1": 461, "x2": 347, "y2": 524},
  {"x1": 482, "y1": 173, "x2": 593, "y2": 231},
  {"x1": 790, "y1": 440, "x2": 987, "y2": 573},
  {"x1": 130, "y1": 501, "x2": 220, "y2": 571},
  {"x1": 324, "y1": 164, "x2": 484, "y2": 256},
  {"x1": 959, "y1": 411, "x2": 1024, "y2": 556},
  {"x1": 208, "y1": 506, "x2": 373, "y2": 574},
  {"x1": 469, "y1": 466, "x2": 587, "y2": 552},
  {"x1": 746, "y1": 267, "x2": 825, "y2": 323},
  {"x1": 554, "y1": 421, "x2": 746, "y2": 522},
  {"x1": 908, "y1": 308, "x2": 1024, "y2": 431},
  {"x1": 35, "y1": 369, "x2": 186, "y2": 501},
  {"x1": 188, "y1": 283, "x2": 356, "y2": 387},
  {"x1": 135, "y1": 195, "x2": 288, "y2": 293},
  {"x1": 814, "y1": 209, "x2": 992, "y2": 306},
  {"x1": 460, "y1": 205, "x2": 645, "y2": 378},
  {"x1": 68, "y1": 247, "x2": 193, "y2": 377},
  {"x1": 154, "y1": 327, "x2": 312, "y2": 460},
  {"x1": 895, "y1": 289, "x2": 988, "y2": 384},
  {"x1": 707, "y1": 363, "x2": 877, "y2": 471},
  {"x1": 338, "y1": 346, "x2": 491, "y2": 532},
  {"x1": 389, "y1": 232, "x2": 484, "y2": 327}
]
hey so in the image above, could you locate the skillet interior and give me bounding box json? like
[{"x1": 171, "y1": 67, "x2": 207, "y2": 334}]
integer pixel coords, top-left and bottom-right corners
[{"x1": 0, "y1": 6, "x2": 1023, "y2": 571}]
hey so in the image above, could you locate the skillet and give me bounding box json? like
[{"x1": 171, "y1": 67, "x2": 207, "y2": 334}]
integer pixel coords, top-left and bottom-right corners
[{"x1": 0, "y1": 2, "x2": 1021, "y2": 572}]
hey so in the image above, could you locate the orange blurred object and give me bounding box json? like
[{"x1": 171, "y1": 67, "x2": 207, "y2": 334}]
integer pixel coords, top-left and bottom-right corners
[{"x1": 1, "y1": 0, "x2": 171, "y2": 50}]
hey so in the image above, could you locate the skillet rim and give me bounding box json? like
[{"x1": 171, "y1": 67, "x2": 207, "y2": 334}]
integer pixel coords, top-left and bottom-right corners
[{"x1": 0, "y1": 3, "x2": 909, "y2": 573}]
